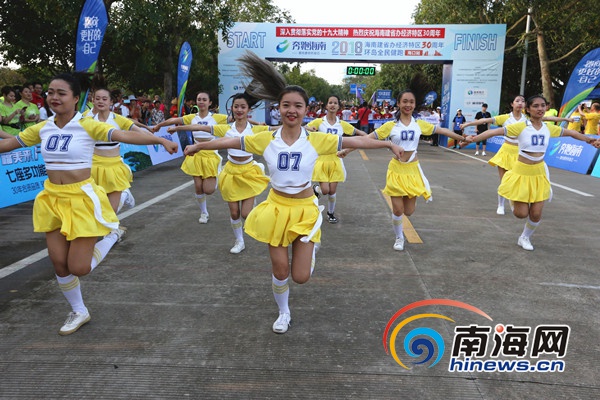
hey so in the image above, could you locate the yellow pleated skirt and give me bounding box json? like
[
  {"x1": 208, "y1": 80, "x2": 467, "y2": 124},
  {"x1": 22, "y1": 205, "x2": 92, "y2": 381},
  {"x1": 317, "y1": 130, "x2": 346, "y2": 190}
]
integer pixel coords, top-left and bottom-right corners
[
  {"x1": 33, "y1": 178, "x2": 119, "y2": 240},
  {"x1": 218, "y1": 161, "x2": 270, "y2": 202},
  {"x1": 498, "y1": 161, "x2": 551, "y2": 203},
  {"x1": 312, "y1": 153, "x2": 346, "y2": 183},
  {"x1": 382, "y1": 159, "x2": 432, "y2": 201},
  {"x1": 488, "y1": 142, "x2": 519, "y2": 171},
  {"x1": 91, "y1": 154, "x2": 132, "y2": 193},
  {"x1": 244, "y1": 189, "x2": 322, "y2": 247},
  {"x1": 181, "y1": 150, "x2": 222, "y2": 178}
]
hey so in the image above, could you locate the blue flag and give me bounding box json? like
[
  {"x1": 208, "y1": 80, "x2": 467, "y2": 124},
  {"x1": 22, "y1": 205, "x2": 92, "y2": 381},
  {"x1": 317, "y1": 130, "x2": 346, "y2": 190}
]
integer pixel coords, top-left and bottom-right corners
[
  {"x1": 177, "y1": 42, "x2": 193, "y2": 116},
  {"x1": 559, "y1": 47, "x2": 600, "y2": 118},
  {"x1": 75, "y1": 0, "x2": 108, "y2": 112}
]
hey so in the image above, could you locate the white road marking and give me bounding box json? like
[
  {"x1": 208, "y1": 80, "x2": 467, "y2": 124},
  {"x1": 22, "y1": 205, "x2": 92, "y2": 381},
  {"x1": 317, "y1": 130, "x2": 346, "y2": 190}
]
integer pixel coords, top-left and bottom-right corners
[{"x1": 0, "y1": 181, "x2": 193, "y2": 280}]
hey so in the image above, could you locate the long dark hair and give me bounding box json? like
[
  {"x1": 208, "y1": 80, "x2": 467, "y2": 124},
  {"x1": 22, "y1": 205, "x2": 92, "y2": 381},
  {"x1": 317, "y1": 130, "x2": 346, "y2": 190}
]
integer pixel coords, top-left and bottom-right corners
[{"x1": 237, "y1": 51, "x2": 309, "y2": 106}]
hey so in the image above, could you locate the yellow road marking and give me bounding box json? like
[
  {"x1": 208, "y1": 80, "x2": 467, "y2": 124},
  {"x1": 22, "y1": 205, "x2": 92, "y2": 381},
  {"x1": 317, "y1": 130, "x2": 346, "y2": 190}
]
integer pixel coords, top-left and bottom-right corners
[
  {"x1": 359, "y1": 150, "x2": 369, "y2": 160},
  {"x1": 381, "y1": 191, "x2": 423, "y2": 244}
]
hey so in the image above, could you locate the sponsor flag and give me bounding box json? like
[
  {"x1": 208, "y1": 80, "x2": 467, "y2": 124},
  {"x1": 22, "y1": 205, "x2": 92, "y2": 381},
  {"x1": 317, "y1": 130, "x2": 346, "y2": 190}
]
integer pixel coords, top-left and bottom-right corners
[
  {"x1": 356, "y1": 86, "x2": 364, "y2": 104},
  {"x1": 177, "y1": 42, "x2": 193, "y2": 116},
  {"x1": 559, "y1": 47, "x2": 600, "y2": 120},
  {"x1": 75, "y1": 0, "x2": 109, "y2": 112}
]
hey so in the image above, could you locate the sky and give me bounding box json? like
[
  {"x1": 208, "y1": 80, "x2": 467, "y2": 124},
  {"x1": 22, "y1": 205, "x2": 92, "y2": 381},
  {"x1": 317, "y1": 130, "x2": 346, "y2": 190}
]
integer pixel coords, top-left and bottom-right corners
[{"x1": 270, "y1": 0, "x2": 421, "y2": 84}]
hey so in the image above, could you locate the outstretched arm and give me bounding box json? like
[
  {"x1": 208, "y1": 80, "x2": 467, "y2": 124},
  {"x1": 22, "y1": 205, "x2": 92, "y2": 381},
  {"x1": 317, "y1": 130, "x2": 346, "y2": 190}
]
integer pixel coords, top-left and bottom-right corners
[
  {"x1": 562, "y1": 128, "x2": 600, "y2": 146},
  {"x1": 0, "y1": 136, "x2": 21, "y2": 153},
  {"x1": 167, "y1": 124, "x2": 212, "y2": 134},
  {"x1": 542, "y1": 116, "x2": 573, "y2": 123},
  {"x1": 111, "y1": 129, "x2": 178, "y2": 154},
  {"x1": 341, "y1": 135, "x2": 404, "y2": 159},
  {"x1": 0, "y1": 130, "x2": 15, "y2": 139},
  {"x1": 435, "y1": 127, "x2": 466, "y2": 143},
  {"x1": 151, "y1": 116, "x2": 184, "y2": 132},
  {"x1": 460, "y1": 117, "x2": 493, "y2": 130},
  {"x1": 465, "y1": 127, "x2": 505, "y2": 143},
  {"x1": 184, "y1": 137, "x2": 241, "y2": 156}
]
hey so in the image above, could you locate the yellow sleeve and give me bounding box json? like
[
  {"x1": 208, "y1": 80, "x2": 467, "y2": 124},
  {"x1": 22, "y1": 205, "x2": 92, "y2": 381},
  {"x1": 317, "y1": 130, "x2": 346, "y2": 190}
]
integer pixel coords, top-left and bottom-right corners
[
  {"x1": 340, "y1": 120, "x2": 356, "y2": 135},
  {"x1": 309, "y1": 131, "x2": 342, "y2": 155},
  {"x1": 306, "y1": 118, "x2": 322, "y2": 129},
  {"x1": 16, "y1": 122, "x2": 45, "y2": 147},
  {"x1": 492, "y1": 114, "x2": 509, "y2": 126},
  {"x1": 182, "y1": 114, "x2": 195, "y2": 125},
  {"x1": 213, "y1": 114, "x2": 229, "y2": 124},
  {"x1": 212, "y1": 124, "x2": 230, "y2": 138},
  {"x1": 251, "y1": 125, "x2": 271, "y2": 133},
  {"x1": 373, "y1": 121, "x2": 395, "y2": 140},
  {"x1": 505, "y1": 122, "x2": 527, "y2": 137},
  {"x1": 417, "y1": 119, "x2": 435, "y2": 136},
  {"x1": 114, "y1": 114, "x2": 135, "y2": 130},
  {"x1": 548, "y1": 125, "x2": 563, "y2": 138},
  {"x1": 240, "y1": 130, "x2": 273, "y2": 155},
  {"x1": 80, "y1": 118, "x2": 113, "y2": 141}
]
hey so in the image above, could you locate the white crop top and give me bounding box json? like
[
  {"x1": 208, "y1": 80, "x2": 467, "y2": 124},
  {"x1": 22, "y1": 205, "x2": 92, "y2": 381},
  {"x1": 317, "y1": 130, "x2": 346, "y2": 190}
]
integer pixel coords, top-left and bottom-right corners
[
  {"x1": 212, "y1": 122, "x2": 270, "y2": 163},
  {"x1": 182, "y1": 112, "x2": 228, "y2": 142},
  {"x1": 16, "y1": 112, "x2": 114, "y2": 170},
  {"x1": 306, "y1": 117, "x2": 356, "y2": 136},
  {"x1": 493, "y1": 112, "x2": 527, "y2": 144},
  {"x1": 241, "y1": 128, "x2": 342, "y2": 194},
  {"x1": 505, "y1": 121, "x2": 563, "y2": 162},
  {"x1": 374, "y1": 117, "x2": 435, "y2": 152},
  {"x1": 91, "y1": 112, "x2": 134, "y2": 149}
]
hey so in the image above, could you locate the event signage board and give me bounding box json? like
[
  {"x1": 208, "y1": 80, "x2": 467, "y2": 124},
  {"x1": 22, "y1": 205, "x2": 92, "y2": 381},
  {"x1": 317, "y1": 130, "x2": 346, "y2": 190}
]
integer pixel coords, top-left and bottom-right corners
[{"x1": 218, "y1": 23, "x2": 505, "y2": 126}]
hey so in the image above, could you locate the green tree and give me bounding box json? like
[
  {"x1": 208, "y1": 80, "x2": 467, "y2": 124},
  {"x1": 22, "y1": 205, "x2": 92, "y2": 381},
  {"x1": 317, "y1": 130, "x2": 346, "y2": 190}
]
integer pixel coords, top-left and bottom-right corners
[
  {"x1": 413, "y1": 0, "x2": 600, "y2": 107},
  {"x1": 0, "y1": 0, "x2": 292, "y2": 101}
]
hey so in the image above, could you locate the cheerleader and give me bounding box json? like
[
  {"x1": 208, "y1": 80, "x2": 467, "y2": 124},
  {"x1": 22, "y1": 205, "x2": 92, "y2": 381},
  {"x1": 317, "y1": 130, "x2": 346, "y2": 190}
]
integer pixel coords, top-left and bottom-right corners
[
  {"x1": 0, "y1": 73, "x2": 178, "y2": 335},
  {"x1": 305, "y1": 95, "x2": 367, "y2": 223},
  {"x1": 466, "y1": 95, "x2": 600, "y2": 250},
  {"x1": 152, "y1": 91, "x2": 228, "y2": 224},
  {"x1": 461, "y1": 95, "x2": 571, "y2": 215},
  {"x1": 88, "y1": 85, "x2": 152, "y2": 214},
  {"x1": 168, "y1": 93, "x2": 271, "y2": 254},
  {"x1": 184, "y1": 52, "x2": 404, "y2": 334},
  {"x1": 349, "y1": 90, "x2": 465, "y2": 251}
]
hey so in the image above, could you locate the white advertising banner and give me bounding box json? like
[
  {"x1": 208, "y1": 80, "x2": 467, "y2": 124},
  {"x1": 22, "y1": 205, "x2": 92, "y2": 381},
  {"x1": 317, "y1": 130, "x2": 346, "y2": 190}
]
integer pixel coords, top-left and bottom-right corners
[{"x1": 218, "y1": 23, "x2": 506, "y2": 124}]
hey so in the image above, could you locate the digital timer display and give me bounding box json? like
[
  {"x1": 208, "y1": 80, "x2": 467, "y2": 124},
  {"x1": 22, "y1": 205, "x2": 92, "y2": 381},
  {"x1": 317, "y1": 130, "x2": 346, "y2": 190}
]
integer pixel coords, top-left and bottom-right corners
[{"x1": 346, "y1": 66, "x2": 376, "y2": 76}]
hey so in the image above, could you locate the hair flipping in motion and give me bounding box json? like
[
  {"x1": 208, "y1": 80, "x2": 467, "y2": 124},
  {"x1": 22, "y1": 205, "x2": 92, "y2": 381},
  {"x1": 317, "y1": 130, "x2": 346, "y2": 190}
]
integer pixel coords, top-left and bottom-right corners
[{"x1": 236, "y1": 51, "x2": 309, "y2": 106}]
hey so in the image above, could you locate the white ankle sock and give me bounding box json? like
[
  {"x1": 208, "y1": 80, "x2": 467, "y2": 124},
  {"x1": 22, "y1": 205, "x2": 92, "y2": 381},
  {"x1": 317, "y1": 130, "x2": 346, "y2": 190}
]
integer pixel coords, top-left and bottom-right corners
[
  {"x1": 230, "y1": 218, "x2": 244, "y2": 242},
  {"x1": 272, "y1": 275, "x2": 290, "y2": 315},
  {"x1": 392, "y1": 214, "x2": 404, "y2": 238},
  {"x1": 327, "y1": 194, "x2": 337, "y2": 214},
  {"x1": 195, "y1": 193, "x2": 208, "y2": 214},
  {"x1": 56, "y1": 274, "x2": 87, "y2": 314},
  {"x1": 91, "y1": 233, "x2": 119, "y2": 271},
  {"x1": 521, "y1": 217, "x2": 540, "y2": 238}
]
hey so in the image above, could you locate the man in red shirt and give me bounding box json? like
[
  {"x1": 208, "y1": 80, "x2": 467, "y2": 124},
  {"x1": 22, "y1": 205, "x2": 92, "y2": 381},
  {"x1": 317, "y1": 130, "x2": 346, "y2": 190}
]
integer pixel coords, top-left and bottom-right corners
[
  {"x1": 31, "y1": 82, "x2": 45, "y2": 109},
  {"x1": 357, "y1": 102, "x2": 370, "y2": 133}
]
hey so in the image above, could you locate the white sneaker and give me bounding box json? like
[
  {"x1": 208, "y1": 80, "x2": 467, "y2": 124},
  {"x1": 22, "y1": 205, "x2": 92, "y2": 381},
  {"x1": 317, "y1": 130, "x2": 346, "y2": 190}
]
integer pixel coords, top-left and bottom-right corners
[
  {"x1": 482, "y1": 151, "x2": 486, "y2": 156},
  {"x1": 198, "y1": 213, "x2": 209, "y2": 224},
  {"x1": 393, "y1": 236, "x2": 405, "y2": 251},
  {"x1": 518, "y1": 235, "x2": 534, "y2": 251},
  {"x1": 59, "y1": 311, "x2": 91, "y2": 335},
  {"x1": 230, "y1": 240, "x2": 245, "y2": 254},
  {"x1": 110, "y1": 226, "x2": 127, "y2": 242},
  {"x1": 122, "y1": 188, "x2": 135, "y2": 209},
  {"x1": 474, "y1": 151, "x2": 479, "y2": 156},
  {"x1": 272, "y1": 312, "x2": 291, "y2": 334},
  {"x1": 496, "y1": 206, "x2": 505, "y2": 215}
]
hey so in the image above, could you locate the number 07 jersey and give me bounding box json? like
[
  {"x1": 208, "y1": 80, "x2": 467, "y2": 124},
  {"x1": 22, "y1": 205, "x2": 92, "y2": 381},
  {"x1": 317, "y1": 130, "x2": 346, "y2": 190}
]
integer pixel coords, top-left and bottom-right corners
[
  {"x1": 373, "y1": 117, "x2": 435, "y2": 151},
  {"x1": 240, "y1": 128, "x2": 342, "y2": 194},
  {"x1": 505, "y1": 121, "x2": 563, "y2": 161},
  {"x1": 16, "y1": 112, "x2": 114, "y2": 170}
]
